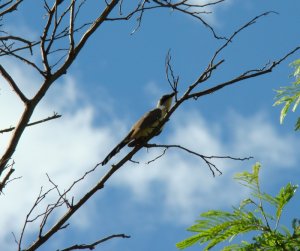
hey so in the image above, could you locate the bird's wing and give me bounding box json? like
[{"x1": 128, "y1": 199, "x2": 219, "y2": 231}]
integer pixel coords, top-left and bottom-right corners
[
  {"x1": 133, "y1": 108, "x2": 162, "y2": 131},
  {"x1": 102, "y1": 109, "x2": 162, "y2": 165},
  {"x1": 129, "y1": 108, "x2": 162, "y2": 139}
]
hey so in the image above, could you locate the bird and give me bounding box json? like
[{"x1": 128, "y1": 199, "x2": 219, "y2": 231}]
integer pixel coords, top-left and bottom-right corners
[{"x1": 101, "y1": 92, "x2": 175, "y2": 165}]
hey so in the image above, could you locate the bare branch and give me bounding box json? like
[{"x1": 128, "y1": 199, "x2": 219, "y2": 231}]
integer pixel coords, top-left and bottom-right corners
[
  {"x1": 1, "y1": 43, "x2": 44, "y2": 75},
  {"x1": 58, "y1": 234, "x2": 130, "y2": 251},
  {"x1": 152, "y1": 0, "x2": 227, "y2": 40},
  {"x1": 165, "y1": 50, "x2": 179, "y2": 97},
  {"x1": 68, "y1": 0, "x2": 75, "y2": 53},
  {"x1": 130, "y1": 0, "x2": 149, "y2": 35},
  {"x1": 146, "y1": 143, "x2": 253, "y2": 176},
  {"x1": 46, "y1": 174, "x2": 72, "y2": 208},
  {"x1": 0, "y1": 163, "x2": 15, "y2": 194},
  {"x1": 0, "y1": 113, "x2": 62, "y2": 134},
  {"x1": 0, "y1": 102, "x2": 57, "y2": 176},
  {"x1": 0, "y1": 0, "x2": 121, "y2": 192},
  {"x1": 0, "y1": 35, "x2": 32, "y2": 54},
  {"x1": 210, "y1": 11, "x2": 278, "y2": 66},
  {"x1": 0, "y1": 0, "x2": 24, "y2": 17},
  {"x1": 146, "y1": 148, "x2": 167, "y2": 164},
  {"x1": 106, "y1": 0, "x2": 227, "y2": 39},
  {"x1": 24, "y1": 145, "x2": 142, "y2": 250},
  {"x1": 40, "y1": 0, "x2": 56, "y2": 74},
  {"x1": 11, "y1": 231, "x2": 19, "y2": 246},
  {"x1": 184, "y1": 11, "x2": 278, "y2": 97},
  {"x1": 18, "y1": 185, "x2": 56, "y2": 250},
  {"x1": 188, "y1": 45, "x2": 300, "y2": 100},
  {"x1": 0, "y1": 64, "x2": 28, "y2": 103}
]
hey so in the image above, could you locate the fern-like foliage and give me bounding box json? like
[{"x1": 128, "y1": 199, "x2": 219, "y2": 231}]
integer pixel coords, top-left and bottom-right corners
[
  {"x1": 274, "y1": 59, "x2": 300, "y2": 131},
  {"x1": 176, "y1": 163, "x2": 299, "y2": 250}
]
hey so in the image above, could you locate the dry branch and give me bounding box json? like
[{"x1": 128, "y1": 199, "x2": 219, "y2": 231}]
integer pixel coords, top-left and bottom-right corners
[
  {"x1": 145, "y1": 143, "x2": 253, "y2": 176},
  {"x1": 0, "y1": 163, "x2": 15, "y2": 193},
  {"x1": 0, "y1": 64, "x2": 28, "y2": 103},
  {"x1": 58, "y1": 234, "x2": 130, "y2": 251},
  {"x1": 0, "y1": 0, "x2": 24, "y2": 17},
  {"x1": 0, "y1": 113, "x2": 61, "y2": 134},
  {"x1": 0, "y1": 0, "x2": 120, "y2": 176}
]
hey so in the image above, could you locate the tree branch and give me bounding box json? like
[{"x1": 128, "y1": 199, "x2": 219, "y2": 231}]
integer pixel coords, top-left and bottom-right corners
[
  {"x1": 58, "y1": 234, "x2": 130, "y2": 251},
  {"x1": 0, "y1": 163, "x2": 15, "y2": 194},
  {"x1": 0, "y1": 113, "x2": 62, "y2": 134},
  {"x1": 0, "y1": 64, "x2": 28, "y2": 103},
  {"x1": 0, "y1": 35, "x2": 32, "y2": 54},
  {"x1": 145, "y1": 143, "x2": 253, "y2": 176},
  {"x1": 0, "y1": 1, "x2": 120, "y2": 178},
  {"x1": 188, "y1": 45, "x2": 300, "y2": 100},
  {"x1": 0, "y1": 0, "x2": 24, "y2": 17}
]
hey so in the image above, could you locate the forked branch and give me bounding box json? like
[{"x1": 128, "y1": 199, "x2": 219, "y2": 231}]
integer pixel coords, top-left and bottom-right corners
[
  {"x1": 0, "y1": 113, "x2": 61, "y2": 134},
  {"x1": 145, "y1": 143, "x2": 253, "y2": 176},
  {"x1": 58, "y1": 234, "x2": 130, "y2": 251}
]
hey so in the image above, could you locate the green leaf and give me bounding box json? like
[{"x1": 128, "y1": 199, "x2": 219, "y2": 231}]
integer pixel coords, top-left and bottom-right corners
[
  {"x1": 239, "y1": 198, "x2": 253, "y2": 209},
  {"x1": 177, "y1": 164, "x2": 300, "y2": 250},
  {"x1": 257, "y1": 192, "x2": 278, "y2": 206},
  {"x1": 279, "y1": 100, "x2": 292, "y2": 124},
  {"x1": 275, "y1": 183, "x2": 298, "y2": 220},
  {"x1": 176, "y1": 234, "x2": 202, "y2": 249},
  {"x1": 234, "y1": 163, "x2": 260, "y2": 191},
  {"x1": 281, "y1": 225, "x2": 292, "y2": 237},
  {"x1": 295, "y1": 117, "x2": 300, "y2": 131},
  {"x1": 292, "y1": 95, "x2": 300, "y2": 112},
  {"x1": 274, "y1": 59, "x2": 300, "y2": 128}
]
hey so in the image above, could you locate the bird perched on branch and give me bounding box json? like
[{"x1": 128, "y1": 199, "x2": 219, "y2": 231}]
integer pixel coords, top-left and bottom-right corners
[{"x1": 102, "y1": 92, "x2": 175, "y2": 165}]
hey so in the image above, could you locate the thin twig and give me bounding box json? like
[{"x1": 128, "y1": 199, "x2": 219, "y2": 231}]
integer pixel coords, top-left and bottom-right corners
[
  {"x1": 146, "y1": 143, "x2": 253, "y2": 176},
  {"x1": 58, "y1": 234, "x2": 131, "y2": 251},
  {"x1": 0, "y1": 64, "x2": 28, "y2": 103},
  {"x1": 188, "y1": 46, "x2": 300, "y2": 100},
  {"x1": 0, "y1": 0, "x2": 24, "y2": 17},
  {"x1": 165, "y1": 50, "x2": 179, "y2": 96},
  {"x1": 0, "y1": 113, "x2": 62, "y2": 134},
  {"x1": 0, "y1": 165, "x2": 15, "y2": 194}
]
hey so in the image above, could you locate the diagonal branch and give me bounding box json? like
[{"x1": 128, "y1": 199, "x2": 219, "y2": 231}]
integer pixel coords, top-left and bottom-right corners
[
  {"x1": 210, "y1": 11, "x2": 278, "y2": 65},
  {"x1": 0, "y1": 35, "x2": 33, "y2": 54},
  {"x1": 58, "y1": 234, "x2": 130, "y2": 251},
  {"x1": 0, "y1": 1, "x2": 120, "y2": 178},
  {"x1": 0, "y1": 0, "x2": 24, "y2": 17},
  {"x1": 152, "y1": 0, "x2": 227, "y2": 40},
  {"x1": 145, "y1": 143, "x2": 253, "y2": 176},
  {"x1": 0, "y1": 64, "x2": 28, "y2": 103},
  {"x1": 24, "y1": 143, "x2": 142, "y2": 251},
  {"x1": 0, "y1": 113, "x2": 62, "y2": 134},
  {"x1": 188, "y1": 45, "x2": 300, "y2": 100},
  {"x1": 0, "y1": 163, "x2": 15, "y2": 194}
]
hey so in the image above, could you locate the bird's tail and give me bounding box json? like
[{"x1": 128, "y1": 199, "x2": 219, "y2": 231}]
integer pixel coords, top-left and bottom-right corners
[{"x1": 101, "y1": 135, "x2": 131, "y2": 166}]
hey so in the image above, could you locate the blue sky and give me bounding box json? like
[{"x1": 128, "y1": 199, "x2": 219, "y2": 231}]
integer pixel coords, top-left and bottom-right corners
[{"x1": 0, "y1": 1, "x2": 300, "y2": 250}]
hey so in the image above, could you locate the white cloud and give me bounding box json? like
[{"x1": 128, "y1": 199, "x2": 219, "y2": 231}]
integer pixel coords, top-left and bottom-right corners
[{"x1": 228, "y1": 111, "x2": 299, "y2": 167}]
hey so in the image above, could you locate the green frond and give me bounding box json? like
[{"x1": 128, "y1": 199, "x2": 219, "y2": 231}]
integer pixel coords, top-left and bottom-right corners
[
  {"x1": 295, "y1": 117, "x2": 300, "y2": 131},
  {"x1": 275, "y1": 183, "x2": 298, "y2": 220},
  {"x1": 177, "y1": 164, "x2": 299, "y2": 250},
  {"x1": 274, "y1": 59, "x2": 300, "y2": 129}
]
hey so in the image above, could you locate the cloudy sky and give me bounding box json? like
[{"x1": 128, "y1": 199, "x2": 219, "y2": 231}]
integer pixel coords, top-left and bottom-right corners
[{"x1": 0, "y1": 1, "x2": 300, "y2": 250}]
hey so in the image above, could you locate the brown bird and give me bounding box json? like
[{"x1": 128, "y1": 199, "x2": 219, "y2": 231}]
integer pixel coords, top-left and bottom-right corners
[{"x1": 102, "y1": 93, "x2": 175, "y2": 165}]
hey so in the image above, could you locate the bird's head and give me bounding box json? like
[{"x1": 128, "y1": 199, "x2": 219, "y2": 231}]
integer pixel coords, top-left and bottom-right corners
[{"x1": 157, "y1": 92, "x2": 175, "y2": 112}]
